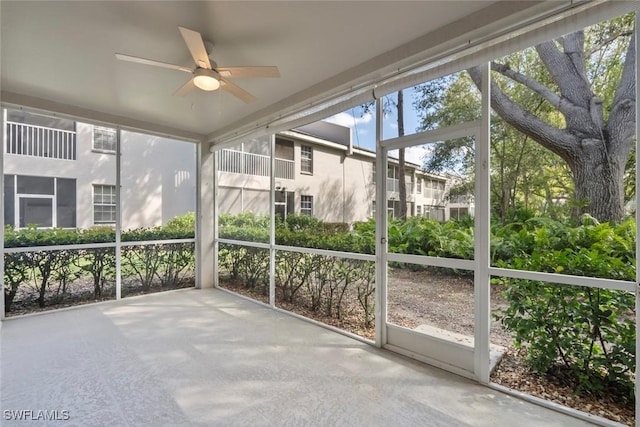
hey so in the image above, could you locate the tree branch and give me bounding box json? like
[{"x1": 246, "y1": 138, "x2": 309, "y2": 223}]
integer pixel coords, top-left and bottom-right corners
[
  {"x1": 586, "y1": 30, "x2": 633, "y2": 57},
  {"x1": 608, "y1": 25, "x2": 636, "y2": 149},
  {"x1": 561, "y1": 31, "x2": 589, "y2": 84},
  {"x1": 491, "y1": 62, "x2": 561, "y2": 108},
  {"x1": 536, "y1": 34, "x2": 601, "y2": 136},
  {"x1": 468, "y1": 66, "x2": 578, "y2": 163}
]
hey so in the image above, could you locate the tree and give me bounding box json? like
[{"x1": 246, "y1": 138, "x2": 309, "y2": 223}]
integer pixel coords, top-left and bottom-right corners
[
  {"x1": 362, "y1": 91, "x2": 409, "y2": 219},
  {"x1": 468, "y1": 14, "x2": 636, "y2": 222},
  {"x1": 397, "y1": 90, "x2": 408, "y2": 220},
  {"x1": 414, "y1": 71, "x2": 571, "y2": 222}
]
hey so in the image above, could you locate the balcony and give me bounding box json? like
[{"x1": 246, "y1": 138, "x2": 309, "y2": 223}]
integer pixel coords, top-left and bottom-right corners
[
  {"x1": 218, "y1": 148, "x2": 294, "y2": 180},
  {"x1": 6, "y1": 121, "x2": 77, "y2": 160},
  {"x1": 386, "y1": 178, "x2": 415, "y2": 198}
]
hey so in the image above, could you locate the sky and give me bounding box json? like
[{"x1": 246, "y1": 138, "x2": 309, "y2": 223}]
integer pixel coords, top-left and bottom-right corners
[{"x1": 323, "y1": 87, "x2": 430, "y2": 167}]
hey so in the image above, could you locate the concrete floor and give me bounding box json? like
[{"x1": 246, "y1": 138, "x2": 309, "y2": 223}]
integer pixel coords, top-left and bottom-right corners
[{"x1": 1, "y1": 288, "x2": 593, "y2": 427}]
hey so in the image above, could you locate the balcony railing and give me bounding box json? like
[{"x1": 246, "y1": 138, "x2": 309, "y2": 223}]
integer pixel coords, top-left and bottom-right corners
[
  {"x1": 218, "y1": 149, "x2": 294, "y2": 180},
  {"x1": 6, "y1": 121, "x2": 77, "y2": 160},
  {"x1": 387, "y1": 178, "x2": 414, "y2": 194}
]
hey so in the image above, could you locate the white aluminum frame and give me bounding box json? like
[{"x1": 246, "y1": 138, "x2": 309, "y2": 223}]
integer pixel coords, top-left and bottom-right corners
[
  {"x1": 15, "y1": 194, "x2": 55, "y2": 229},
  {"x1": 474, "y1": 63, "x2": 491, "y2": 383},
  {"x1": 0, "y1": 2, "x2": 635, "y2": 424},
  {"x1": 1, "y1": 108, "x2": 6, "y2": 319},
  {"x1": 1, "y1": 110, "x2": 197, "y2": 311},
  {"x1": 115, "y1": 129, "x2": 122, "y2": 299},
  {"x1": 380, "y1": 106, "x2": 482, "y2": 378},
  {"x1": 212, "y1": 5, "x2": 640, "y2": 419}
]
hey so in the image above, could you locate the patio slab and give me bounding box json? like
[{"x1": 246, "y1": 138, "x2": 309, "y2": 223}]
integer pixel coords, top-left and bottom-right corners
[{"x1": 1, "y1": 288, "x2": 593, "y2": 427}]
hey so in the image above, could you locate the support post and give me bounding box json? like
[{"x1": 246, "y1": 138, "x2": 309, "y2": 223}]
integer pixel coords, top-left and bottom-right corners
[
  {"x1": 474, "y1": 62, "x2": 491, "y2": 383},
  {"x1": 375, "y1": 99, "x2": 388, "y2": 347},
  {"x1": 115, "y1": 129, "x2": 122, "y2": 299},
  {"x1": 196, "y1": 140, "x2": 215, "y2": 289},
  {"x1": 269, "y1": 134, "x2": 276, "y2": 307},
  {"x1": 0, "y1": 108, "x2": 6, "y2": 320}
]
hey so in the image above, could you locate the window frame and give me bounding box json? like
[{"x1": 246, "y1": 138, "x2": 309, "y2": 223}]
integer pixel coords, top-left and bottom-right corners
[
  {"x1": 300, "y1": 194, "x2": 313, "y2": 216},
  {"x1": 17, "y1": 195, "x2": 54, "y2": 228},
  {"x1": 93, "y1": 184, "x2": 117, "y2": 224},
  {"x1": 300, "y1": 145, "x2": 313, "y2": 175},
  {"x1": 92, "y1": 126, "x2": 117, "y2": 154}
]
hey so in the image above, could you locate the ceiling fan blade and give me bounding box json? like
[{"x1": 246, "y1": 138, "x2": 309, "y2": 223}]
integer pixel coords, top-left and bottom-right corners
[
  {"x1": 115, "y1": 53, "x2": 193, "y2": 73},
  {"x1": 216, "y1": 66, "x2": 280, "y2": 79},
  {"x1": 173, "y1": 78, "x2": 196, "y2": 97},
  {"x1": 220, "y1": 79, "x2": 257, "y2": 103},
  {"x1": 178, "y1": 26, "x2": 212, "y2": 69}
]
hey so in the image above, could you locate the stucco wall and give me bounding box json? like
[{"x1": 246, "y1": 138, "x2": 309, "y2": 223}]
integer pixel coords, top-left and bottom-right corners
[
  {"x1": 120, "y1": 129, "x2": 196, "y2": 229},
  {"x1": 4, "y1": 121, "x2": 196, "y2": 230},
  {"x1": 217, "y1": 136, "x2": 375, "y2": 223}
]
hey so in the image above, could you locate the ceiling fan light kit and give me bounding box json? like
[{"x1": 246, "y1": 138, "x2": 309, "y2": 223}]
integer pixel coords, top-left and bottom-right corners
[
  {"x1": 115, "y1": 26, "x2": 279, "y2": 103},
  {"x1": 193, "y1": 68, "x2": 220, "y2": 91}
]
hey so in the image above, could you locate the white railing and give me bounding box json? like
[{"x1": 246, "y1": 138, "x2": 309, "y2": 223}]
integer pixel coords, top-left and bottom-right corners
[
  {"x1": 275, "y1": 157, "x2": 295, "y2": 180},
  {"x1": 424, "y1": 188, "x2": 445, "y2": 203},
  {"x1": 6, "y1": 121, "x2": 77, "y2": 160},
  {"x1": 387, "y1": 178, "x2": 414, "y2": 194},
  {"x1": 218, "y1": 149, "x2": 294, "y2": 180}
]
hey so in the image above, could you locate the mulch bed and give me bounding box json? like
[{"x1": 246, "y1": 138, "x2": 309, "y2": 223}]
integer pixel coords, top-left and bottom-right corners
[
  {"x1": 5, "y1": 277, "x2": 195, "y2": 317},
  {"x1": 220, "y1": 268, "x2": 635, "y2": 425},
  {"x1": 6, "y1": 271, "x2": 633, "y2": 424}
]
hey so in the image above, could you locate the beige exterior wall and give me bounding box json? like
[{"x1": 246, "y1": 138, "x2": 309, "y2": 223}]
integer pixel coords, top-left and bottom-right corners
[
  {"x1": 217, "y1": 135, "x2": 272, "y2": 216},
  {"x1": 120, "y1": 129, "x2": 196, "y2": 229},
  {"x1": 214, "y1": 123, "x2": 473, "y2": 224},
  {"x1": 4, "y1": 118, "x2": 196, "y2": 230},
  {"x1": 287, "y1": 140, "x2": 374, "y2": 223},
  {"x1": 217, "y1": 133, "x2": 376, "y2": 223}
]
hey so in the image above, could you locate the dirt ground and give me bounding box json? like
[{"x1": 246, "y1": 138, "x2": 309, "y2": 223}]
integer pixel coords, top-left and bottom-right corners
[
  {"x1": 10, "y1": 266, "x2": 633, "y2": 424},
  {"x1": 386, "y1": 267, "x2": 634, "y2": 425},
  {"x1": 386, "y1": 267, "x2": 512, "y2": 347},
  {"x1": 222, "y1": 268, "x2": 634, "y2": 426}
]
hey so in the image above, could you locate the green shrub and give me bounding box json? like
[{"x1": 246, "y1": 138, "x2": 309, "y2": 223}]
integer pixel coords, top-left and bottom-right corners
[
  {"x1": 496, "y1": 218, "x2": 636, "y2": 401},
  {"x1": 3, "y1": 215, "x2": 196, "y2": 313},
  {"x1": 164, "y1": 212, "x2": 195, "y2": 236},
  {"x1": 387, "y1": 216, "x2": 473, "y2": 259},
  {"x1": 283, "y1": 214, "x2": 322, "y2": 232},
  {"x1": 499, "y1": 282, "x2": 635, "y2": 401},
  {"x1": 4, "y1": 252, "x2": 30, "y2": 311}
]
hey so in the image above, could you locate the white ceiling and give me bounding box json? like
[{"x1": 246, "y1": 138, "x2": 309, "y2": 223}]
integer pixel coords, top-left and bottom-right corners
[{"x1": 1, "y1": 1, "x2": 561, "y2": 141}]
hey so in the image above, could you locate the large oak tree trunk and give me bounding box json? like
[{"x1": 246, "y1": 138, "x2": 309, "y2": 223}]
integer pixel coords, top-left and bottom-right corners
[{"x1": 569, "y1": 138, "x2": 627, "y2": 221}]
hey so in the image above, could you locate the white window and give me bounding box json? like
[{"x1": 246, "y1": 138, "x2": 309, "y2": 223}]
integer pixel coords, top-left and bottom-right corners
[
  {"x1": 371, "y1": 200, "x2": 376, "y2": 217},
  {"x1": 416, "y1": 205, "x2": 422, "y2": 217},
  {"x1": 301, "y1": 145, "x2": 313, "y2": 174},
  {"x1": 4, "y1": 175, "x2": 76, "y2": 229},
  {"x1": 93, "y1": 184, "x2": 116, "y2": 224},
  {"x1": 93, "y1": 126, "x2": 117, "y2": 152},
  {"x1": 417, "y1": 178, "x2": 422, "y2": 194},
  {"x1": 301, "y1": 195, "x2": 313, "y2": 216}
]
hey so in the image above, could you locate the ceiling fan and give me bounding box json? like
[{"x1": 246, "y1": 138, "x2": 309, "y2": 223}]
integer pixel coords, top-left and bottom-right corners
[{"x1": 115, "y1": 26, "x2": 279, "y2": 103}]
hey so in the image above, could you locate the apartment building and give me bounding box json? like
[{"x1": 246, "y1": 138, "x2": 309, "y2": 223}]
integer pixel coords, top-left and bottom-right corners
[
  {"x1": 217, "y1": 121, "x2": 464, "y2": 223},
  {"x1": 4, "y1": 109, "x2": 469, "y2": 230},
  {"x1": 3, "y1": 109, "x2": 196, "y2": 230}
]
